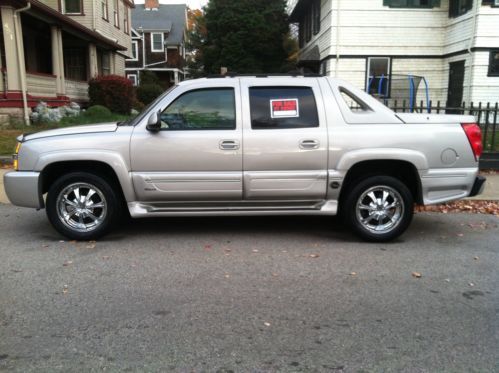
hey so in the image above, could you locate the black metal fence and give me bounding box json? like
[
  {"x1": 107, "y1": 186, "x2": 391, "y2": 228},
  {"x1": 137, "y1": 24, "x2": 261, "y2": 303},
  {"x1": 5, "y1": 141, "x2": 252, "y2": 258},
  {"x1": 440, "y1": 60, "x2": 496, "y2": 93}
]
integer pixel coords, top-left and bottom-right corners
[{"x1": 384, "y1": 100, "x2": 498, "y2": 153}]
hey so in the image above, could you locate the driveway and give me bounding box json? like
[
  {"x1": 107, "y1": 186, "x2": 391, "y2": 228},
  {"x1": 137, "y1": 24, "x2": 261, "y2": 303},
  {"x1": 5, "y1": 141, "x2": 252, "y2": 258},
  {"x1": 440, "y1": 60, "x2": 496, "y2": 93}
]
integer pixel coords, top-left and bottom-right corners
[{"x1": 0, "y1": 203, "x2": 497, "y2": 372}]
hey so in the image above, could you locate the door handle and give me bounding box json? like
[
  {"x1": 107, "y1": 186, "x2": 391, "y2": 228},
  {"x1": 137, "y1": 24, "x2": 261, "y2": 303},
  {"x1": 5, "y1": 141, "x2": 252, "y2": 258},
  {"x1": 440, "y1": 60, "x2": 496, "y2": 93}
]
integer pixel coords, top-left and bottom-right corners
[
  {"x1": 220, "y1": 140, "x2": 240, "y2": 150},
  {"x1": 299, "y1": 139, "x2": 320, "y2": 149}
]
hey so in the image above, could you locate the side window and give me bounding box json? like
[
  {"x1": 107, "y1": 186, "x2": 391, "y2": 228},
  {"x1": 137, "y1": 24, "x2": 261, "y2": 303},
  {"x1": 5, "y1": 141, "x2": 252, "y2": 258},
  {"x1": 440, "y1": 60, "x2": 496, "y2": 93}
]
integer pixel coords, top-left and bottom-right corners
[
  {"x1": 160, "y1": 88, "x2": 236, "y2": 131},
  {"x1": 250, "y1": 87, "x2": 319, "y2": 130},
  {"x1": 339, "y1": 88, "x2": 372, "y2": 113}
]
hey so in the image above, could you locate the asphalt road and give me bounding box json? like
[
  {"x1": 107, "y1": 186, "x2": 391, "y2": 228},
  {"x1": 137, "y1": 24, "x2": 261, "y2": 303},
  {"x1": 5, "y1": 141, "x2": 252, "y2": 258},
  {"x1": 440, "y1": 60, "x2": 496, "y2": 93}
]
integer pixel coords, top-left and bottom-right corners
[{"x1": 0, "y1": 203, "x2": 498, "y2": 372}]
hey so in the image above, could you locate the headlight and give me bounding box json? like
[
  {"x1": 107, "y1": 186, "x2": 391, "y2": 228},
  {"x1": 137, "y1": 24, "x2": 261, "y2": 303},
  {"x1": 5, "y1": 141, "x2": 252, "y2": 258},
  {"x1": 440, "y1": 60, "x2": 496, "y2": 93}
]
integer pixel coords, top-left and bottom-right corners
[{"x1": 13, "y1": 142, "x2": 21, "y2": 170}]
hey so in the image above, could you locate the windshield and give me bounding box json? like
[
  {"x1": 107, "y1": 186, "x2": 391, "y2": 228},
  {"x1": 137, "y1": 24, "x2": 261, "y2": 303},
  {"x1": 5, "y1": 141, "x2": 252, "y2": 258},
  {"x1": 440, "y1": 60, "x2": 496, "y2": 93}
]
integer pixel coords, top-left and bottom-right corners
[{"x1": 123, "y1": 85, "x2": 178, "y2": 127}]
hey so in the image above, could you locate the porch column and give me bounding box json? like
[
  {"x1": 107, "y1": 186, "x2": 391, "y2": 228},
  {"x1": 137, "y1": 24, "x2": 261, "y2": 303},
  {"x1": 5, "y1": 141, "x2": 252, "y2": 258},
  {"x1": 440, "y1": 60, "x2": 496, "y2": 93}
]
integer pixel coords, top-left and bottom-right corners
[
  {"x1": 88, "y1": 43, "x2": 98, "y2": 78},
  {"x1": 174, "y1": 70, "x2": 179, "y2": 84},
  {"x1": 51, "y1": 26, "x2": 64, "y2": 95},
  {"x1": 1, "y1": 6, "x2": 22, "y2": 91}
]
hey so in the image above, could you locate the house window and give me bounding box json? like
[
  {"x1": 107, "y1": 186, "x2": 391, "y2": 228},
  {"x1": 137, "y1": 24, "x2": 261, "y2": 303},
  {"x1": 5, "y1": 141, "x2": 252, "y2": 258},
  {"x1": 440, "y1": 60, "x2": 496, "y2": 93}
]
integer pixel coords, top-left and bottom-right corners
[
  {"x1": 127, "y1": 41, "x2": 138, "y2": 61},
  {"x1": 101, "y1": 0, "x2": 108, "y2": 20},
  {"x1": 312, "y1": 0, "x2": 321, "y2": 35},
  {"x1": 98, "y1": 51, "x2": 111, "y2": 75},
  {"x1": 449, "y1": 0, "x2": 473, "y2": 17},
  {"x1": 305, "y1": 9, "x2": 312, "y2": 42},
  {"x1": 64, "y1": 48, "x2": 87, "y2": 81},
  {"x1": 383, "y1": 0, "x2": 441, "y2": 7},
  {"x1": 489, "y1": 50, "x2": 499, "y2": 76},
  {"x1": 62, "y1": 0, "x2": 82, "y2": 14},
  {"x1": 481, "y1": 0, "x2": 499, "y2": 6},
  {"x1": 151, "y1": 32, "x2": 164, "y2": 52},
  {"x1": 124, "y1": 6, "x2": 130, "y2": 34},
  {"x1": 113, "y1": 0, "x2": 119, "y2": 27},
  {"x1": 366, "y1": 57, "x2": 391, "y2": 97},
  {"x1": 127, "y1": 74, "x2": 138, "y2": 86}
]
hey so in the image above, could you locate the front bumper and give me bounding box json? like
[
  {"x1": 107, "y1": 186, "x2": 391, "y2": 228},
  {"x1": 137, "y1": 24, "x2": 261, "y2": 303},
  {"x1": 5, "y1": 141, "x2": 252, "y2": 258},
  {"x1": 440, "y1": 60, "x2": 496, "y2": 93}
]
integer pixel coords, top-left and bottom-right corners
[
  {"x1": 469, "y1": 175, "x2": 486, "y2": 197},
  {"x1": 3, "y1": 171, "x2": 43, "y2": 208}
]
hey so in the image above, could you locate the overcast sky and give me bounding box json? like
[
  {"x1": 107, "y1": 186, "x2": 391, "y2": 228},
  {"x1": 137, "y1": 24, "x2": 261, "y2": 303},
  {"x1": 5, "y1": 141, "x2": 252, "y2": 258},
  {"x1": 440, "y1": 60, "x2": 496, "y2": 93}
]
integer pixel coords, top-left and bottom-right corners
[{"x1": 134, "y1": 0, "x2": 208, "y2": 9}]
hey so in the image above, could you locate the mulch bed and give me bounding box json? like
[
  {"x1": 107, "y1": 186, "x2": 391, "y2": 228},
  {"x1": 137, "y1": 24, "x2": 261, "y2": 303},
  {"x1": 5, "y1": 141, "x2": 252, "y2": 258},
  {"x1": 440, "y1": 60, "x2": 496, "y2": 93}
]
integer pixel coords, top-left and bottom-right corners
[{"x1": 415, "y1": 200, "x2": 499, "y2": 216}]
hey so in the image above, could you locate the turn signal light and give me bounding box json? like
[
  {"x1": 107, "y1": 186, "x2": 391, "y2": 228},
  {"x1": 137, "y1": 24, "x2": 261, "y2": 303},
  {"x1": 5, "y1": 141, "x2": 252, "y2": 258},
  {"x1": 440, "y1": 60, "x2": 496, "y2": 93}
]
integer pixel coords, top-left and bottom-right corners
[
  {"x1": 13, "y1": 142, "x2": 21, "y2": 170},
  {"x1": 461, "y1": 123, "x2": 483, "y2": 161}
]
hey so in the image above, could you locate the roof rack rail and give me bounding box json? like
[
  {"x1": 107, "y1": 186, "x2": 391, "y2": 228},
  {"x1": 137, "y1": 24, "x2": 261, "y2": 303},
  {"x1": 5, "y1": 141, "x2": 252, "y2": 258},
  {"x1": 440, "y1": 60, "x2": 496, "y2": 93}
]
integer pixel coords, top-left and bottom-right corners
[{"x1": 206, "y1": 73, "x2": 323, "y2": 79}]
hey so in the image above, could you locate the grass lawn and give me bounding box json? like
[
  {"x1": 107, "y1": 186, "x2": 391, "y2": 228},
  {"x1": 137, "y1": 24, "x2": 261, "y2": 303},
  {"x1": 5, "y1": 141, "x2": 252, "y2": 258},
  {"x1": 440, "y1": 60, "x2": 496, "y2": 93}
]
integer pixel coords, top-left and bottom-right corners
[{"x1": 0, "y1": 112, "x2": 131, "y2": 156}]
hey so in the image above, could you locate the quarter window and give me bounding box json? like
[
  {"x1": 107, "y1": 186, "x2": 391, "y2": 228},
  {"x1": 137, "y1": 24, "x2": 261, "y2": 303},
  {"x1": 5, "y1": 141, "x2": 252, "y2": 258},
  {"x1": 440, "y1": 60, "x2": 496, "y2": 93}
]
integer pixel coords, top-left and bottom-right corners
[
  {"x1": 489, "y1": 50, "x2": 499, "y2": 77},
  {"x1": 160, "y1": 89, "x2": 236, "y2": 131},
  {"x1": 249, "y1": 87, "x2": 319, "y2": 130},
  {"x1": 151, "y1": 33, "x2": 164, "y2": 52}
]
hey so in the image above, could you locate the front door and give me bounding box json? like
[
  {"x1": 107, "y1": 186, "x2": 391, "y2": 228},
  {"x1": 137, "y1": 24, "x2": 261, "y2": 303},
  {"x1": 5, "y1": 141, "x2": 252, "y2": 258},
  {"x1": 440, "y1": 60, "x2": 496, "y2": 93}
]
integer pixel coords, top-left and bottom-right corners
[
  {"x1": 130, "y1": 81, "x2": 243, "y2": 202},
  {"x1": 447, "y1": 60, "x2": 465, "y2": 113},
  {"x1": 240, "y1": 79, "x2": 329, "y2": 200}
]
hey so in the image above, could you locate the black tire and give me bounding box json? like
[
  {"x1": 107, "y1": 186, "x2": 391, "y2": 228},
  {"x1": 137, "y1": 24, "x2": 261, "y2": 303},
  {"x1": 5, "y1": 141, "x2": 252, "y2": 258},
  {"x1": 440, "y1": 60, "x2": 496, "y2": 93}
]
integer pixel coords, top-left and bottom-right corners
[
  {"x1": 46, "y1": 172, "x2": 122, "y2": 240},
  {"x1": 342, "y1": 176, "x2": 413, "y2": 242}
]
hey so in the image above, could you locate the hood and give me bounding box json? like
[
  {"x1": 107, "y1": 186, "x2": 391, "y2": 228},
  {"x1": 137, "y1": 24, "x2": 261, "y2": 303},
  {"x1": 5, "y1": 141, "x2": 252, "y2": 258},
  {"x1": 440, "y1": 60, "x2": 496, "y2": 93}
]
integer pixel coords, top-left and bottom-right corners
[
  {"x1": 396, "y1": 113, "x2": 476, "y2": 124},
  {"x1": 21, "y1": 123, "x2": 118, "y2": 142}
]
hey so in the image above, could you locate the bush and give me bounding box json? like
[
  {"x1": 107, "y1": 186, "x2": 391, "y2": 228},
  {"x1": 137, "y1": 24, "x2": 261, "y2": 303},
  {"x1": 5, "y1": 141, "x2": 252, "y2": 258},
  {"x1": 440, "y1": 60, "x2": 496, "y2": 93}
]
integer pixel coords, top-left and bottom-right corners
[
  {"x1": 85, "y1": 105, "x2": 112, "y2": 118},
  {"x1": 139, "y1": 70, "x2": 160, "y2": 85},
  {"x1": 136, "y1": 83, "x2": 164, "y2": 105},
  {"x1": 88, "y1": 75, "x2": 135, "y2": 115}
]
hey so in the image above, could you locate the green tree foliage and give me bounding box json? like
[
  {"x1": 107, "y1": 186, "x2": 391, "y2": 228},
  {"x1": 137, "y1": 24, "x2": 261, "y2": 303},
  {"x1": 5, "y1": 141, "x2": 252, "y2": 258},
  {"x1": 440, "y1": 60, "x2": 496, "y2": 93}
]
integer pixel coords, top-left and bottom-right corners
[
  {"x1": 202, "y1": 0, "x2": 291, "y2": 74},
  {"x1": 136, "y1": 70, "x2": 164, "y2": 105}
]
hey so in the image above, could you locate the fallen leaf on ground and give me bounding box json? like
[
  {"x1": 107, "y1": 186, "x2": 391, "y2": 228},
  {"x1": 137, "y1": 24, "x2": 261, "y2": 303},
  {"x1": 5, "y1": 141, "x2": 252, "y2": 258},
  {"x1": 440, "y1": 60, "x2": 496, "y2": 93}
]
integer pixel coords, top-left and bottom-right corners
[
  {"x1": 457, "y1": 233, "x2": 464, "y2": 237},
  {"x1": 102, "y1": 256, "x2": 110, "y2": 260},
  {"x1": 11, "y1": 269, "x2": 22, "y2": 273},
  {"x1": 349, "y1": 272, "x2": 357, "y2": 276},
  {"x1": 309, "y1": 254, "x2": 320, "y2": 258},
  {"x1": 264, "y1": 322, "x2": 271, "y2": 327},
  {"x1": 415, "y1": 201, "x2": 499, "y2": 216},
  {"x1": 63, "y1": 261, "x2": 73, "y2": 266},
  {"x1": 224, "y1": 274, "x2": 230, "y2": 278},
  {"x1": 474, "y1": 256, "x2": 479, "y2": 260},
  {"x1": 469, "y1": 282, "x2": 475, "y2": 287},
  {"x1": 62, "y1": 285, "x2": 68, "y2": 294},
  {"x1": 204, "y1": 245, "x2": 212, "y2": 250},
  {"x1": 412, "y1": 272, "x2": 422, "y2": 278},
  {"x1": 252, "y1": 249, "x2": 259, "y2": 253}
]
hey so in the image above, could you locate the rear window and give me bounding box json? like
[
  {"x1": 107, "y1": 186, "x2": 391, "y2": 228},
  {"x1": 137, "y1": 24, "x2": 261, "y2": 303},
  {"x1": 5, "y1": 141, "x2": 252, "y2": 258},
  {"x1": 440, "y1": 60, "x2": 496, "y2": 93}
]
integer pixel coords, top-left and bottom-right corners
[{"x1": 249, "y1": 87, "x2": 319, "y2": 129}]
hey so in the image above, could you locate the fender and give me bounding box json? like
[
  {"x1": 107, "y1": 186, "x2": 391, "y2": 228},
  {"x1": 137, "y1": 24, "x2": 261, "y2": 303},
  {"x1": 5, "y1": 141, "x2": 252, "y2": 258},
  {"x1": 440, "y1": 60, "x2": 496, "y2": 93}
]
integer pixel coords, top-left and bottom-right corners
[
  {"x1": 335, "y1": 148, "x2": 429, "y2": 171},
  {"x1": 34, "y1": 150, "x2": 136, "y2": 202}
]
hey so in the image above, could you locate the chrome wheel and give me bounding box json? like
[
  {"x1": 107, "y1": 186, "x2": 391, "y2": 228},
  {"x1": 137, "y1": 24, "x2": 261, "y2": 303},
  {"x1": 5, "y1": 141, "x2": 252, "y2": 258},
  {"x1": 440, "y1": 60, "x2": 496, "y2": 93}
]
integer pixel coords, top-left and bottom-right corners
[
  {"x1": 356, "y1": 185, "x2": 404, "y2": 234},
  {"x1": 56, "y1": 183, "x2": 107, "y2": 233}
]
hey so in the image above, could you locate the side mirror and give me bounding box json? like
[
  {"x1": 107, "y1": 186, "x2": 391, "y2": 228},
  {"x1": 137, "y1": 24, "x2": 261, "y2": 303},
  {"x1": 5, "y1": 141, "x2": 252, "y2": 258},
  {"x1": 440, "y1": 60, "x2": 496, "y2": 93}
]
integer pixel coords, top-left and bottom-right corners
[{"x1": 146, "y1": 111, "x2": 161, "y2": 132}]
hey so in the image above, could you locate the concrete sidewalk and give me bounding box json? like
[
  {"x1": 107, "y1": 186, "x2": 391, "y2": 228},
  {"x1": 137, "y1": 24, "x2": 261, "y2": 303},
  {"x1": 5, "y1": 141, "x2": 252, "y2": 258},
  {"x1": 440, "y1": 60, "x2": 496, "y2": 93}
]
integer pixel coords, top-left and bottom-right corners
[{"x1": 0, "y1": 169, "x2": 498, "y2": 205}]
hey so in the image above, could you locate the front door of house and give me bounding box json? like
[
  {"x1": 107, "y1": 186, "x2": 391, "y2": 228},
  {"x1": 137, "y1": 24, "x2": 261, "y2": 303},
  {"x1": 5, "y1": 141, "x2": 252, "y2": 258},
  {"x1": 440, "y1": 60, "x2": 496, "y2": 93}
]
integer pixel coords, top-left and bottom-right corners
[{"x1": 447, "y1": 60, "x2": 465, "y2": 113}]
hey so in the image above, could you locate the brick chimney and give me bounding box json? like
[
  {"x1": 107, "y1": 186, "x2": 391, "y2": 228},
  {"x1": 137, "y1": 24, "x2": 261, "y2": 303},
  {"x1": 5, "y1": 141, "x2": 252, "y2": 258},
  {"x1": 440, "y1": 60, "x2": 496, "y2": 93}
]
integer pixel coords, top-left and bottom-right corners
[{"x1": 145, "y1": 0, "x2": 159, "y2": 10}]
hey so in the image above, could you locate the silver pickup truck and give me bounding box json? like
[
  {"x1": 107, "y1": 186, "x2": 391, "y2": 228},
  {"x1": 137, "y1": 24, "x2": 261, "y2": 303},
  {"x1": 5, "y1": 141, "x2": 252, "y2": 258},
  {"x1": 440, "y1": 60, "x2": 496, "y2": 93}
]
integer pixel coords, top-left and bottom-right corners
[{"x1": 4, "y1": 76, "x2": 486, "y2": 241}]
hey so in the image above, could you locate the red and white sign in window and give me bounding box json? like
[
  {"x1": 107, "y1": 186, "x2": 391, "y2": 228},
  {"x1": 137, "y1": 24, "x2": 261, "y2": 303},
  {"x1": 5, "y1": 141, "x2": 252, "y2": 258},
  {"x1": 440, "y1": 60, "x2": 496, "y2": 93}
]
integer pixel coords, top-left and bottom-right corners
[{"x1": 270, "y1": 99, "x2": 300, "y2": 118}]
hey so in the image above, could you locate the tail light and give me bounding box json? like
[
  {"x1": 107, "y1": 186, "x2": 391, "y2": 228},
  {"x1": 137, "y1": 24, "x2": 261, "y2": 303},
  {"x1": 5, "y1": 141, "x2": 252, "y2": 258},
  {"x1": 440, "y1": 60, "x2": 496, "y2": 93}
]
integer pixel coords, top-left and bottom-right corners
[{"x1": 461, "y1": 123, "x2": 483, "y2": 161}]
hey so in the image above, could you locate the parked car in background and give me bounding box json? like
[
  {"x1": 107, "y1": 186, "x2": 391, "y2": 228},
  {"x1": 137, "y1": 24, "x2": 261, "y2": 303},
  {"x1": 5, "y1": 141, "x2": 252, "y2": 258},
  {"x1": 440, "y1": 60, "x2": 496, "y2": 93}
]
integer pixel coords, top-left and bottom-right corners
[{"x1": 4, "y1": 75, "x2": 485, "y2": 242}]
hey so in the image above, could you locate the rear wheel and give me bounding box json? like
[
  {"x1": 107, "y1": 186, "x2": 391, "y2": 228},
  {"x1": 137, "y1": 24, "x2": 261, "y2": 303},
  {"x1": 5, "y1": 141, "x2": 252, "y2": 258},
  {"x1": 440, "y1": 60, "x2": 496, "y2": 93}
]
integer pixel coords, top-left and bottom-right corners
[
  {"x1": 46, "y1": 172, "x2": 121, "y2": 240},
  {"x1": 343, "y1": 176, "x2": 413, "y2": 242}
]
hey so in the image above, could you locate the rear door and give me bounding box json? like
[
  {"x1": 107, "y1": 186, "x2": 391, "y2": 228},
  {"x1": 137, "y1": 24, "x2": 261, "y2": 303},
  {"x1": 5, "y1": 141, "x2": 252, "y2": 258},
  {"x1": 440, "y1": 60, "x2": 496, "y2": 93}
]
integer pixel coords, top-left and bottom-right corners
[{"x1": 240, "y1": 78, "x2": 328, "y2": 200}]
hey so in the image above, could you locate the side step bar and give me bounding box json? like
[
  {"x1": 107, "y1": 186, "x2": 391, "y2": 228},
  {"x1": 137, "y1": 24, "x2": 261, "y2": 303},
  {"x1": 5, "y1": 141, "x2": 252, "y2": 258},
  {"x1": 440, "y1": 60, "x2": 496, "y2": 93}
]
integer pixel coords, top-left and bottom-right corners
[{"x1": 128, "y1": 200, "x2": 338, "y2": 218}]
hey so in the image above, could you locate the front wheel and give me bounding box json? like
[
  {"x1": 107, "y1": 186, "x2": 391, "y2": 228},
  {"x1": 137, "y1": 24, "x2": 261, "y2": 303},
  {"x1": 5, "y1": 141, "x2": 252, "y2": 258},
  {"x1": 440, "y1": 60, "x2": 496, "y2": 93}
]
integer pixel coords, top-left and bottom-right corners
[
  {"x1": 343, "y1": 176, "x2": 414, "y2": 242},
  {"x1": 46, "y1": 172, "x2": 121, "y2": 240}
]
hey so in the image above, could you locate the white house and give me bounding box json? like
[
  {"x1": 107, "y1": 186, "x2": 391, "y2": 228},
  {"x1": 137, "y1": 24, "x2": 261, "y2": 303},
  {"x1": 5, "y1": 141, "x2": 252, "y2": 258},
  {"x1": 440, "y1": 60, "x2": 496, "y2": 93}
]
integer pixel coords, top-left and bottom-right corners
[{"x1": 289, "y1": 0, "x2": 499, "y2": 107}]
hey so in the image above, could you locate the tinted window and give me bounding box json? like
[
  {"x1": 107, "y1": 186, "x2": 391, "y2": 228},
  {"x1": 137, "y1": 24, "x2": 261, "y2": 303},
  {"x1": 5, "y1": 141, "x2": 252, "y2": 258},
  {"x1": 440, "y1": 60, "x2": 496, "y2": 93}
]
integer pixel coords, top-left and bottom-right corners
[
  {"x1": 250, "y1": 87, "x2": 319, "y2": 130},
  {"x1": 161, "y1": 88, "x2": 236, "y2": 130}
]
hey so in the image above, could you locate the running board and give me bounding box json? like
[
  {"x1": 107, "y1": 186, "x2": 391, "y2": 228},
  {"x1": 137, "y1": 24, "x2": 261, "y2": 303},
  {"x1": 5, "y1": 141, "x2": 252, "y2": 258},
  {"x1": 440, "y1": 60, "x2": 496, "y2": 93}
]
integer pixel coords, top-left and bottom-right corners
[{"x1": 128, "y1": 200, "x2": 338, "y2": 218}]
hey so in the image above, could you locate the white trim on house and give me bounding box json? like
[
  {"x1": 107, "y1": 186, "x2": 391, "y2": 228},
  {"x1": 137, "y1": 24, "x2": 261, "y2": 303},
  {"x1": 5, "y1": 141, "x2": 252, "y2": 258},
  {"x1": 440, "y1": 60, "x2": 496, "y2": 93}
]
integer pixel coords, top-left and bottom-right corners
[
  {"x1": 126, "y1": 40, "x2": 138, "y2": 61},
  {"x1": 150, "y1": 32, "x2": 164, "y2": 52},
  {"x1": 127, "y1": 73, "x2": 138, "y2": 86}
]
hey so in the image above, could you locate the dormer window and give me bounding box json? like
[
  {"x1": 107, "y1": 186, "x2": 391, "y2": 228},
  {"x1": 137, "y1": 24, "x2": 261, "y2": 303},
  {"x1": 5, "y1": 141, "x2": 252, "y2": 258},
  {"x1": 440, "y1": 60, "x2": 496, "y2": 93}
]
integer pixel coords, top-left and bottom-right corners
[
  {"x1": 62, "y1": 0, "x2": 82, "y2": 14},
  {"x1": 151, "y1": 33, "x2": 164, "y2": 52}
]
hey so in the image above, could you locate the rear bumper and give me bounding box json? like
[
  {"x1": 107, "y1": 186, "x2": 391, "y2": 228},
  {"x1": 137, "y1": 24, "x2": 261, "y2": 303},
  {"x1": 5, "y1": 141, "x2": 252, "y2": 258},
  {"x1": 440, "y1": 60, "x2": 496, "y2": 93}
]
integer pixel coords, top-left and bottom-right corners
[
  {"x1": 469, "y1": 175, "x2": 486, "y2": 197},
  {"x1": 3, "y1": 171, "x2": 43, "y2": 208}
]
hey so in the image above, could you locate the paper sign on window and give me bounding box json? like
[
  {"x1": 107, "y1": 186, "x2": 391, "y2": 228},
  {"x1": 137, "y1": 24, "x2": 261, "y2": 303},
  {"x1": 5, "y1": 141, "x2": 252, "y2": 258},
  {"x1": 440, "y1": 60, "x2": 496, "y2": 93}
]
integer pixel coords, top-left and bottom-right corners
[{"x1": 270, "y1": 99, "x2": 299, "y2": 118}]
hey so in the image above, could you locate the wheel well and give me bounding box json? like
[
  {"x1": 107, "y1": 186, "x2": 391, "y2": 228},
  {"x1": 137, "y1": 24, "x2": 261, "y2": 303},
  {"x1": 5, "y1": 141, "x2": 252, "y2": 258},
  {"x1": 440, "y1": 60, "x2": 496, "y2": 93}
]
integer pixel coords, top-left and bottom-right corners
[
  {"x1": 339, "y1": 160, "x2": 423, "y2": 204},
  {"x1": 40, "y1": 161, "x2": 127, "y2": 207}
]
